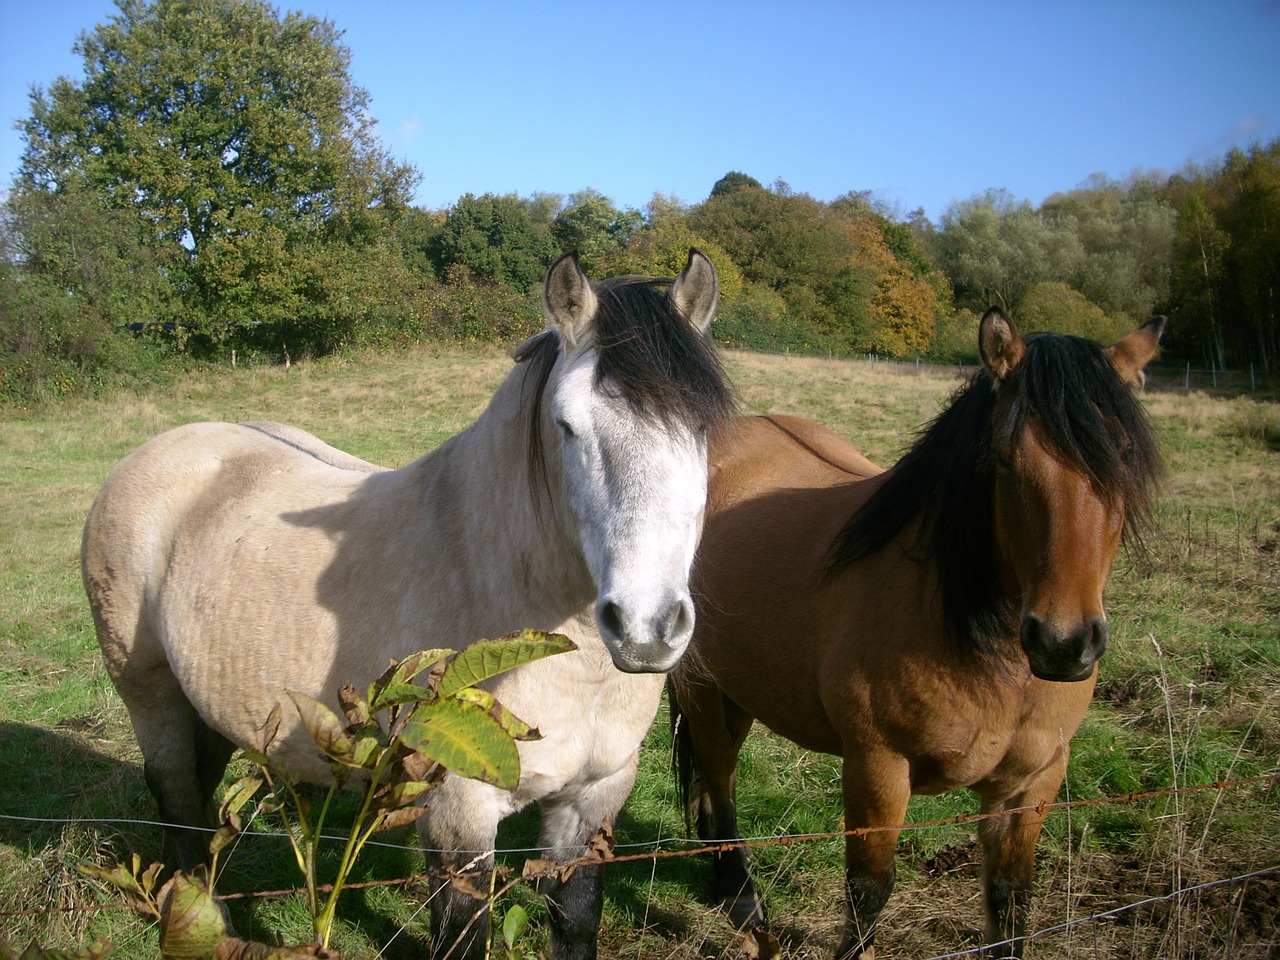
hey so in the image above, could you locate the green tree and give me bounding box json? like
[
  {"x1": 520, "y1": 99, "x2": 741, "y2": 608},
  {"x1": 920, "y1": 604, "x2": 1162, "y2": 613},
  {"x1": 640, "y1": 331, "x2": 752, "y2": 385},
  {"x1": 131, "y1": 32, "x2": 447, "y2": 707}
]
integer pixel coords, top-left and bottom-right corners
[
  {"x1": 930, "y1": 189, "x2": 1083, "y2": 314},
  {"x1": 1039, "y1": 175, "x2": 1175, "y2": 323},
  {"x1": 1017, "y1": 281, "x2": 1132, "y2": 343},
  {"x1": 709, "y1": 171, "x2": 763, "y2": 198},
  {"x1": 549, "y1": 189, "x2": 641, "y2": 274},
  {"x1": 16, "y1": 0, "x2": 418, "y2": 353},
  {"x1": 594, "y1": 194, "x2": 743, "y2": 304},
  {"x1": 1, "y1": 181, "x2": 174, "y2": 397},
  {"x1": 427, "y1": 193, "x2": 558, "y2": 292}
]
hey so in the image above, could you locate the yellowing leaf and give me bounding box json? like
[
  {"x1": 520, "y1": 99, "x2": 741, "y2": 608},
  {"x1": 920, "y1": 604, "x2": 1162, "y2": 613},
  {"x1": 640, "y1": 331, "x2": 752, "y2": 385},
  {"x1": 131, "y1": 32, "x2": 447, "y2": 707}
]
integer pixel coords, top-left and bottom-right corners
[
  {"x1": 287, "y1": 692, "x2": 356, "y2": 765},
  {"x1": 157, "y1": 873, "x2": 231, "y2": 959},
  {"x1": 399, "y1": 698, "x2": 521, "y2": 789}
]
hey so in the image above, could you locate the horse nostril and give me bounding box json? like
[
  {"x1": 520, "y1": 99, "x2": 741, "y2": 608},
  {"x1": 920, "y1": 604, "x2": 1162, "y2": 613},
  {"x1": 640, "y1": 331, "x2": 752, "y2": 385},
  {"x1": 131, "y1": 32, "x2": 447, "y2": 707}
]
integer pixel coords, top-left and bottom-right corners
[
  {"x1": 656, "y1": 597, "x2": 694, "y2": 646},
  {"x1": 598, "y1": 600, "x2": 624, "y2": 642}
]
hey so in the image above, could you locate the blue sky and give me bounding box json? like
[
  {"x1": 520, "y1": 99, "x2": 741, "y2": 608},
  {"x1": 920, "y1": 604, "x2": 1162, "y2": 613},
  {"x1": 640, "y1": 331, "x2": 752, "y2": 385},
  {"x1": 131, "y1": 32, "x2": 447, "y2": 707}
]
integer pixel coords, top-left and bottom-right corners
[{"x1": 2, "y1": 1, "x2": 1279, "y2": 222}]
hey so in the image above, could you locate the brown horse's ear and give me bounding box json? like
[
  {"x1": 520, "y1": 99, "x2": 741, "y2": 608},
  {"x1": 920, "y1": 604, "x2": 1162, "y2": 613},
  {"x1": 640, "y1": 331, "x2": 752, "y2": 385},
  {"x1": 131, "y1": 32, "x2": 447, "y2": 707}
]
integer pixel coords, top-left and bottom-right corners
[
  {"x1": 1105, "y1": 316, "x2": 1167, "y2": 387},
  {"x1": 978, "y1": 308, "x2": 1025, "y2": 383},
  {"x1": 670, "y1": 248, "x2": 718, "y2": 333},
  {"x1": 543, "y1": 252, "x2": 598, "y2": 350}
]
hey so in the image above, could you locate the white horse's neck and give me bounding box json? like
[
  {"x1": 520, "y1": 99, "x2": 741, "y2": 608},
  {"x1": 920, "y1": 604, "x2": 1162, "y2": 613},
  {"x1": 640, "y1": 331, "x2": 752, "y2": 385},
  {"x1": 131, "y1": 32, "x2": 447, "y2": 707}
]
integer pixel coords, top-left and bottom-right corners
[{"x1": 389, "y1": 356, "x2": 593, "y2": 639}]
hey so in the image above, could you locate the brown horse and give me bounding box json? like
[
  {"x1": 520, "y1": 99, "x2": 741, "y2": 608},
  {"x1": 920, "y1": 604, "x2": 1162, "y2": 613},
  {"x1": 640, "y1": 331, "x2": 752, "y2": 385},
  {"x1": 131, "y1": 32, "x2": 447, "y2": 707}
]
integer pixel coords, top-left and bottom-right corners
[{"x1": 670, "y1": 309, "x2": 1166, "y2": 959}]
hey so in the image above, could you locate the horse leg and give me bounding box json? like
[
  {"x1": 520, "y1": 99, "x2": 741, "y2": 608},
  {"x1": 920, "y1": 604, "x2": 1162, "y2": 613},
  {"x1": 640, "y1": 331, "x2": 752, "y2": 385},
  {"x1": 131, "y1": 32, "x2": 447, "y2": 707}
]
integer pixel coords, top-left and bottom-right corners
[
  {"x1": 418, "y1": 779, "x2": 505, "y2": 960},
  {"x1": 535, "y1": 759, "x2": 640, "y2": 960},
  {"x1": 977, "y1": 758, "x2": 1069, "y2": 958},
  {"x1": 672, "y1": 679, "x2": 763, "y2": 927},
  {"x1": 836, "y1": 752, "x2": 910, "y2": 960},
  {"x1": 124, "y1": 666, "x2": 233, "y2": 872}
]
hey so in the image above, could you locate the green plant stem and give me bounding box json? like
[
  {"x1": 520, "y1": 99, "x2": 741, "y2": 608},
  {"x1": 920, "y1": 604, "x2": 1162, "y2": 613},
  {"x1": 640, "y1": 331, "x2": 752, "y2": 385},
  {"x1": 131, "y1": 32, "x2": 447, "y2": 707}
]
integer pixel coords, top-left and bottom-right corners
[{"x1": 314, "y1": 756, "x2": 393, "y2": 946}]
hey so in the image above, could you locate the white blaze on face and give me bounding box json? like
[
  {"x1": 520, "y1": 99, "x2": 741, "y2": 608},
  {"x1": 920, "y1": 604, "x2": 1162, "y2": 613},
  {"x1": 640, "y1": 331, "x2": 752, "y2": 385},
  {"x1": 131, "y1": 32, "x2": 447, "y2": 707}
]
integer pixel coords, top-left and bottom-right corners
[{"x1": 551, "y1": 355, "x2": 706, "y2": 673}]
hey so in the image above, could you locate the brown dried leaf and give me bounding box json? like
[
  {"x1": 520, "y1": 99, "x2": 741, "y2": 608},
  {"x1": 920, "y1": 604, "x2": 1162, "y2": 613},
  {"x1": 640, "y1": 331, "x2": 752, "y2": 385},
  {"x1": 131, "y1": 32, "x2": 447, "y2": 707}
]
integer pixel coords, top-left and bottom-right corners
[
  {"x1": 255, "y1": 703, "x2": 282, "y2": 754},
  {"x1": 448, "y1": 873, "x2": 489, "y2": 902},
  {"x1": 520, "y1": 857, "x2": 575, "y2": 884},
  {"x1": 584, "y1": 825, "x2": 615, "y2": 862},
  {"x1": 737, "y1": 927, "x2": 782, "y2": 960},
  {"x1": 373, "y1": 805, "x2": 428, "y2": 832},
  {"x1": 337, "y1": 682, "x2": 371, "y2": 730}
]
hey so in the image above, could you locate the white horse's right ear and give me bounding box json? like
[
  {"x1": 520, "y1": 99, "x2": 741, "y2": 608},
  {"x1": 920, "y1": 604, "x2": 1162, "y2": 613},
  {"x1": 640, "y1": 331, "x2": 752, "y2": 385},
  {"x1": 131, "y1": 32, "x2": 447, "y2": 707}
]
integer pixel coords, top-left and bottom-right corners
[
  {"x1": 543, "y1": 252, "x2": 598, "y2": 350},
  {"x1": 979, "y1": 307, "x2": 1025, "y2": 383},
  {"x1": 670, "y1": 248, "x2": 718, "y2": 334}
]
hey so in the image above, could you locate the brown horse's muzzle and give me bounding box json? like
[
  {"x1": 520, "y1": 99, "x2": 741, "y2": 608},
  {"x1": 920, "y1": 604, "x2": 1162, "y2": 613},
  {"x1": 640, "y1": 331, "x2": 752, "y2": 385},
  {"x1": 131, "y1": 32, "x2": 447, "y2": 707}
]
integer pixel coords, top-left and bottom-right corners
[{"x1": 1019, "y1": 614, "x2": 1108, "y2": 682}]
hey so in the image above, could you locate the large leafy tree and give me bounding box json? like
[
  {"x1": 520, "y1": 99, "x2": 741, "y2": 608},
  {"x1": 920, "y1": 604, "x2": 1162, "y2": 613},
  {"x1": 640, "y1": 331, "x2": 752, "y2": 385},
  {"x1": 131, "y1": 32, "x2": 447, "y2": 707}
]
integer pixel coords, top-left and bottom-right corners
[{"x1": 16, "y1": 0, "x2": 418, "y2": 352}]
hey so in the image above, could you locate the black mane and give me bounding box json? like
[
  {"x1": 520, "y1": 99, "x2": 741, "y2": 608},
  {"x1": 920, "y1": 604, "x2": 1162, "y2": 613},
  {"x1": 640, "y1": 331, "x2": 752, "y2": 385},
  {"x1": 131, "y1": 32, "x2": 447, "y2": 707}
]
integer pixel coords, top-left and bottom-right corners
[
  {"x1": 826, "y1": 331, "x2": 1164, "y2": 654},
  {"x1": 514, "y1": 272, "x2": 735, "y2": 505}
]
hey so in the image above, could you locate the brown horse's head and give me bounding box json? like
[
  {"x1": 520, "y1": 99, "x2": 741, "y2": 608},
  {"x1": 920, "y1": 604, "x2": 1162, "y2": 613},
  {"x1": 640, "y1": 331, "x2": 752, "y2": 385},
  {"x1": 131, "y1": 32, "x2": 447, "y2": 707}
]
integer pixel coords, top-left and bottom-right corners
[
  {"x1": 980, "y1": 308, "x2": 1165, "y2": 681},
  {"x1": 829, "y1": 308, "x2": 1165, "y2": 683}
]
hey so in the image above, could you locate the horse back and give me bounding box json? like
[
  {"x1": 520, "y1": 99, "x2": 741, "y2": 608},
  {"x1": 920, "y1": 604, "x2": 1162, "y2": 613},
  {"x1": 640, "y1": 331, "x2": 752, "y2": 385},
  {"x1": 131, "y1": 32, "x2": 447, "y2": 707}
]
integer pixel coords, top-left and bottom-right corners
[{"x1": 82, "y1": 421, "x2": 379, "y2": 685}]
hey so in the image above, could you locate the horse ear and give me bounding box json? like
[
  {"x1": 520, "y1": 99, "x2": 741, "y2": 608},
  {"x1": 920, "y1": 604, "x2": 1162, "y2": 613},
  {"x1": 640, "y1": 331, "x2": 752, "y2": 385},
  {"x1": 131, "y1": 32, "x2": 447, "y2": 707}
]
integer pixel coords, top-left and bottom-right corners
[
  {"x1": 543, "y1": 252, "x2": 598, "y2": 349},
  {"x1": 978, "y1": 307, "x2": 1026, "y2": 383},
  {"x1": 670, "y1": 248, "x2": 718, "y2": 333},
  {"x1": 1105, "y1": 316, "x2": 1167, "y2": 387}
]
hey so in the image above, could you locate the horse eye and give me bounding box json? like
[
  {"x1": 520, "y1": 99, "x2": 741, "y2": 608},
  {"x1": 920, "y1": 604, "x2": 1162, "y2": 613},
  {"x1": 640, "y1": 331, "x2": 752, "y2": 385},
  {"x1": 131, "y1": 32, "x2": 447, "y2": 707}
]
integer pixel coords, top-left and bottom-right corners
[{"x1": 555, "y1": 419, "x2": 576, "y2": 439}]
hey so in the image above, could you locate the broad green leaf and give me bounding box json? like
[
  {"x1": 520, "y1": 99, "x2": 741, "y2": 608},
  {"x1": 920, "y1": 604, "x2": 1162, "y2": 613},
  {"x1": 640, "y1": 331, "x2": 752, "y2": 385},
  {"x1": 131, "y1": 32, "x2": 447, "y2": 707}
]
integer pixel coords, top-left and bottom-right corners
[
  {"x1": 437, "y1": 631, "x2": 576, "y2": 697},
  {"x1": 399, "y1": 699, "x2": 522, "y2": 789},
  {"x1": 451, "y1": 687, "x2": 540, "y2": 742},
  {"x1": 78, "y1": 861, "x2": 146, "y2": 902},
  {"x1": 2, "y1": 939, "x2": 115, "y2": 960},
  {"x1": 208, "y1": 824, "x2": 240, "y2": 861},
  {"x1": 502, "y1": 904, "x2": 530, "y2": 949},
  {"x1": 350, "y1": 735, "x2": 381, "y2": 770}
]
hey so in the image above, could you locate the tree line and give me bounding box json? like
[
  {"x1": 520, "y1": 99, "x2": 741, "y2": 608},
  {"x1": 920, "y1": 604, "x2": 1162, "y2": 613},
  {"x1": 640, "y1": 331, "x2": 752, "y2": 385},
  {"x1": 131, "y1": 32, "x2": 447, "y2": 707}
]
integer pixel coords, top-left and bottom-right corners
[{"x1": 2, "y1": 0, "x2": 1277, "y2": 402}]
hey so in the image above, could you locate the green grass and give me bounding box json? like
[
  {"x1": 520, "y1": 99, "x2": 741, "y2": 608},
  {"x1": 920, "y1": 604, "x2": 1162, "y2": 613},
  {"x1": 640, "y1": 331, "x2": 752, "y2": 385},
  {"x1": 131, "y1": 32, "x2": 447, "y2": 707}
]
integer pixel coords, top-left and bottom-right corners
[{"x1": 2, "y1": 348, "x2": 1277, "y2": 958}]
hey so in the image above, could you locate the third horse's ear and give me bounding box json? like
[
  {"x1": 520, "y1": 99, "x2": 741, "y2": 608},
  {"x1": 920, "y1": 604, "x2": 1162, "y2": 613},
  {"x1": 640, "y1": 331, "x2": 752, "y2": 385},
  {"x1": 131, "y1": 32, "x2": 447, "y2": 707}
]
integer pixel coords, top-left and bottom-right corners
[
  {"x1": 1106, "y1": 316, "x2": 1167, "y2": 387},
  {"x1": 978, "y1": 308, "x2": 1025, "y2": 383}
]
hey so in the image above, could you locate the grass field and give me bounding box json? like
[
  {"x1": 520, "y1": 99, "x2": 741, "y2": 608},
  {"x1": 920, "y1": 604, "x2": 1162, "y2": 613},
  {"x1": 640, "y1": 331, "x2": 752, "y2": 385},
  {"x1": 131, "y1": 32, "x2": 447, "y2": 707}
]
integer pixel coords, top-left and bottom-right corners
[{"x1": 1, "y1": 343, "x2": 1277, "y2": 958}]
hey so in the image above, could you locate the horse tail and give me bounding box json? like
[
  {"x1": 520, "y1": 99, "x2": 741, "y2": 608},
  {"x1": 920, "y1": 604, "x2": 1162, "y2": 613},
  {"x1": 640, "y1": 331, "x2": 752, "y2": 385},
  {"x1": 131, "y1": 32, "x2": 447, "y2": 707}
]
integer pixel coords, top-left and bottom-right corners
[{"x1": 667, "y1": 678, "x2": 697, "y2": 835}]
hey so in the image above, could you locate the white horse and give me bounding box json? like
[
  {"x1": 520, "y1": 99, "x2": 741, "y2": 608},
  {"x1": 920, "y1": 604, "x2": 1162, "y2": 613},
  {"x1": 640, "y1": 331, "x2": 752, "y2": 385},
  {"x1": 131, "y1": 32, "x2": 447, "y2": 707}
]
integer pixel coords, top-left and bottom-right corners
[{"x1": 82, "y1": 250, "x2": 733, "y2": 959}]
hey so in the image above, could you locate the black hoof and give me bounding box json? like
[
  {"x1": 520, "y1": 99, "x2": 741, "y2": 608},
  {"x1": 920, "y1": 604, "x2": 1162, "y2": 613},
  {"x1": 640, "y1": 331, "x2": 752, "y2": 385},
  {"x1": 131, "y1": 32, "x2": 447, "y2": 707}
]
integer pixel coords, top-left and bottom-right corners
[{"x1": 721, "y1": 893, "x2": 766, "y2": 929}]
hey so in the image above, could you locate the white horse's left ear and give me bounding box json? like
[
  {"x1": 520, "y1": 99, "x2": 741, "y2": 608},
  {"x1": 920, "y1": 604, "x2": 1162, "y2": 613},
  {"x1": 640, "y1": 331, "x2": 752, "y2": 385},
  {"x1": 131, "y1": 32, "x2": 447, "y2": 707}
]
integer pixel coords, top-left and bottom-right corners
[
  {"x1": 1105, "y1": 315, "x2": 1167, "y2": 387},
  {"x1": 544, "y1": 252, "x2": 598, "y2": 350},
  {"x1": 671, "y1": 249, "x2": 718, "y2": 333}
]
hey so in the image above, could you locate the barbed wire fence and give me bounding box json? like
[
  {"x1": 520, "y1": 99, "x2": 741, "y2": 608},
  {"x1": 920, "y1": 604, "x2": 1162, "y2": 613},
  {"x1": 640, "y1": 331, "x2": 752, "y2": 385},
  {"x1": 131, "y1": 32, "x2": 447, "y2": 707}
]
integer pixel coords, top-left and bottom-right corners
[{"x1": 4, "y1": 772, "x2": 1277, "y2": 958}]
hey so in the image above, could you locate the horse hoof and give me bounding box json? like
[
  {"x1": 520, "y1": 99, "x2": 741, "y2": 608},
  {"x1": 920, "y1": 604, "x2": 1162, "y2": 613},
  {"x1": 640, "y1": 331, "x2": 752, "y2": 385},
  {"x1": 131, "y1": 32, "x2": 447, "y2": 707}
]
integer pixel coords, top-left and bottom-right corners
[{"x1": 721, "y1": 895, "x2": 766, "y2": 929}]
